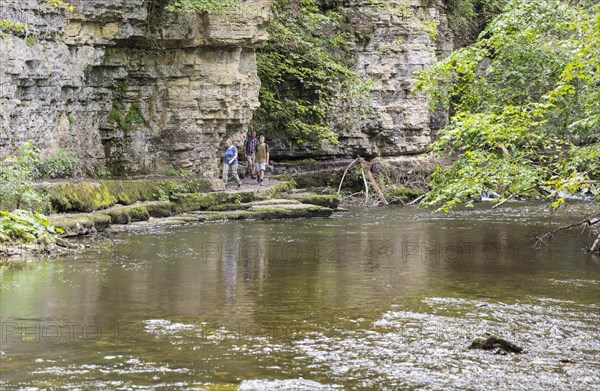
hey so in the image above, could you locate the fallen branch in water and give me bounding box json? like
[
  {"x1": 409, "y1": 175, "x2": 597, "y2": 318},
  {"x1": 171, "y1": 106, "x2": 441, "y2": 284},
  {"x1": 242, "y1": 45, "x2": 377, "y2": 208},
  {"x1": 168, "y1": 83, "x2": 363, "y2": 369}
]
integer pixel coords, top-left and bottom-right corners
[
  {"x1": 406, "y1": 194, "x2": 426, "y2": 206},
  {"x1": 361, "y1": 159, "x2": 389, "y2": 206},
  {"x1": 338, "y1": 157, "x2": 389, "y2": 206},
  {"x1": 591, "y1": 233, "x2": 600, "y2": 254},
  {"x1": 534, "y1": 213, "x2": 600, "y2": 253},
  {"x1": 360, "y1": 166, "x2": 369, "y2": 202}
]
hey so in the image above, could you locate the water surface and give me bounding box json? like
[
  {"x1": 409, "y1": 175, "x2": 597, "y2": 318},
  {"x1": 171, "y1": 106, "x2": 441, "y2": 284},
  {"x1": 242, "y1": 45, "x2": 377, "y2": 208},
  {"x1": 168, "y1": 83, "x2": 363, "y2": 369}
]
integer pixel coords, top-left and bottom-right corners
[{"x1": 1, "y1": 202, "x2": 599, "y2": 389}]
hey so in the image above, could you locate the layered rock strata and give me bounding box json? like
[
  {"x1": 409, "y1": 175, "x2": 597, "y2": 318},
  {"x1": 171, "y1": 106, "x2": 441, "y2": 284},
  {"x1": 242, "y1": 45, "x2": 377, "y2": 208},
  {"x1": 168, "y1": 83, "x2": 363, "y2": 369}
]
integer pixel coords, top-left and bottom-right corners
[
  {"x1": 270, "y1": 0, "x2": 453, "y2": 159},
  {"x1": 0, "y1": 0, "x2": 271, "y2": 176}
]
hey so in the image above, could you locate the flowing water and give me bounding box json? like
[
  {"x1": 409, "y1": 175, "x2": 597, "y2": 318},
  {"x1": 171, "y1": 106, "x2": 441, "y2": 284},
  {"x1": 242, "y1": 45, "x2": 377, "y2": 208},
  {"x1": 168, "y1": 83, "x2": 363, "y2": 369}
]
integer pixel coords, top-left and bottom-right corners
[{"x1": 1, "y1": 202, "x2": 599, "y2": 390}]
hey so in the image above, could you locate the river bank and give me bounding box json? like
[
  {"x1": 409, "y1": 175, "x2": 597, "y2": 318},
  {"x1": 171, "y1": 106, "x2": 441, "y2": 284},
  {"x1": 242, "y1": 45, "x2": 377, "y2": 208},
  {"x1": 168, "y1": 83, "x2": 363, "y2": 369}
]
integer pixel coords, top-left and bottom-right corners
[
  {"x1": 2, "y1": 157, "x2": 598, "y2": 260},
  {"x1": 0, "y1": 175, "x2": 342, "y2": 260}
]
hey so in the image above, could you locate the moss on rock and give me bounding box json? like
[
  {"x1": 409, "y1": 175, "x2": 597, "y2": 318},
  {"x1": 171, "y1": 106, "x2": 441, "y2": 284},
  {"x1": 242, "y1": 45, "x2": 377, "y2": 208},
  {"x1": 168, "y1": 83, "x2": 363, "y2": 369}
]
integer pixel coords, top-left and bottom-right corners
[
  {"x1": 51, "y1": 213, "x2": 112, "y2": 237},
  {"x1": 297, "y1": 194, "x2": 341, "y2": 209},
  {"x1": 38, "y1": 178, "x2": 217, "y2": 213},
  {"x1": 268, "y1": 182, "x2": 294, "y2": 197},
  {"x1": 243, "y1": 204, "x2": 333, "y2": 220},
  {"x1": 144, "y1": 201, "x2": 176, "y2": 217},
  {"x1": 294, "y1": 172, "x2": 343, "y2": 189},
  {"x1": 174, "y1": 193, "x2": 217, "y2": 213},
  {"x1": 204, "y1": 212, "x2": 227, "y2": 221},
  {"x1": 385, "y1": 186, "x2": 426, "y2": 203},
  {"x1": 208, "y1": 203, "x2": 251, "y2": 212},
  {"x1": 41, "y1": 182, "x2": 118, "y2": 213},
  {"x1": 106, "y1": 205, "x2": 150, "y2": 224}
]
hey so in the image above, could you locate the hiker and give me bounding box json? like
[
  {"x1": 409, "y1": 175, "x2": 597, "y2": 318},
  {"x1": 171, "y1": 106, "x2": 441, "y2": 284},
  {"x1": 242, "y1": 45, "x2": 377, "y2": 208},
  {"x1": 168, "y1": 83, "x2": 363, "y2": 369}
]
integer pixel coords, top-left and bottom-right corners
[
  {"x1": 223, "y1": 138, "x2": 242, "y2": 189},
  {"x1": 243, "y1": 130, "x2": 259, "y2": 179},
  {"x1": 253, "y1": 135, "x2": 269, "y2": 186}
]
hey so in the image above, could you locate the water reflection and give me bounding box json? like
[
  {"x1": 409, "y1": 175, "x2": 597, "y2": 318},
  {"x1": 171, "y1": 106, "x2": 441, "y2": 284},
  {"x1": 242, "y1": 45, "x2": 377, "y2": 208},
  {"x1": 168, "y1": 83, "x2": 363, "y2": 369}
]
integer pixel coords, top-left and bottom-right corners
[{"x1": 0, "y1": 202, "x2": 598, "y2": 389}]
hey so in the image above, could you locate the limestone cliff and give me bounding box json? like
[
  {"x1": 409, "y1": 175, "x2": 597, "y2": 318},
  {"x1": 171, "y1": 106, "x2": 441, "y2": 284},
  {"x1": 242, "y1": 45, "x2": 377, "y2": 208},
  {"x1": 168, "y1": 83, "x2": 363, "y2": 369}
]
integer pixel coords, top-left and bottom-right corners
[
  {"x1": 0, "y1": 0, "x2": 271, "y2": 176},
  {"x1": 0, "y1": 0, "x2": 451, "y2": 175},
  {"x1": 267, "y1": 0, "x2": 453, "y2": 160}
]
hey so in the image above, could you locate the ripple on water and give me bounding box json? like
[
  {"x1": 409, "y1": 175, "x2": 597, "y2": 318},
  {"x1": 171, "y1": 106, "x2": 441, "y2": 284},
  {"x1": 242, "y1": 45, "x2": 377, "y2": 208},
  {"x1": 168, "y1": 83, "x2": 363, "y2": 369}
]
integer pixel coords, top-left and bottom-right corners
[
  {"x1": 239, "y1": 379, "x2": 343, "y2": 390},
  {"x1": 259, "y1": 297, "x2": 600, "y2": 390},
  {"x1": 122, "y1": 298, "x2": 600, "y2": 390}
]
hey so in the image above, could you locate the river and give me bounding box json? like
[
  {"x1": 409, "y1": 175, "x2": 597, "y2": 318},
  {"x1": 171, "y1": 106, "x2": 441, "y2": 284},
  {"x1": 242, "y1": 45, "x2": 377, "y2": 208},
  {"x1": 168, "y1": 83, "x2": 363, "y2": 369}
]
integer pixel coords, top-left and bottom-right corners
[{"x1": 1, "y1": 202, "x2": 599, "y2": 390}]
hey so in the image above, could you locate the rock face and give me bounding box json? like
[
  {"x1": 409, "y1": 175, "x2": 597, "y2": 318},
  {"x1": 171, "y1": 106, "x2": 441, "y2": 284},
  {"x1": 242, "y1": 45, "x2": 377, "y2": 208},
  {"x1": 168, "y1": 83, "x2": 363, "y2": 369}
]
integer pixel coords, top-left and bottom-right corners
[
  {"x1": 0, "y1": 0, "x2": 271, "y2": 176},
  {"x1": 1, "y1": 0, "x2": 451, "y2": 174},
  {"x1": 270, "y1": 0, "x2": 453, "y2": 159}
]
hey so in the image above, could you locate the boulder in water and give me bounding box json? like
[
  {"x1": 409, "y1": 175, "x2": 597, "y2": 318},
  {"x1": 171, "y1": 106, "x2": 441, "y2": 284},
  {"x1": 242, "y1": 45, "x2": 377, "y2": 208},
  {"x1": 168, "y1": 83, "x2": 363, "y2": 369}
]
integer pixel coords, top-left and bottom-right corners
[{"x1": 468, "y1": 332, "x2": 523, "y2": 353}]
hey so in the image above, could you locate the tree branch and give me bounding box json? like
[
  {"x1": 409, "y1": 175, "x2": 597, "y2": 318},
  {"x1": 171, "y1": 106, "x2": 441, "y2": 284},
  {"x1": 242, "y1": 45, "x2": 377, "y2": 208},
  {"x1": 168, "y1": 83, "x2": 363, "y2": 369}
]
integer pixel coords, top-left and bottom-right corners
[{"x1": 534, "y1": 213, "x2": 600, "y2": 253}]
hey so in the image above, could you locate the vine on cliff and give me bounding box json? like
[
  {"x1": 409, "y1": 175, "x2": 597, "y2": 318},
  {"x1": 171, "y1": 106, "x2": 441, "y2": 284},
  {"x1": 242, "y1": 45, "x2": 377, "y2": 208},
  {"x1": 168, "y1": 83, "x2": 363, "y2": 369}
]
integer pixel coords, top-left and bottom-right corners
[
  {"x1": 442, "y1": 0, "x2": 504, "y2": 46},
  {"x1": 0, "y1": 1, "x2": 74, "y2": 41},
  {"x1": 165, "y1": 0, "x2": 240, "y2": 14},
  {"x1": 252, "y1": 0, "x2": 373, "y2": 145}
]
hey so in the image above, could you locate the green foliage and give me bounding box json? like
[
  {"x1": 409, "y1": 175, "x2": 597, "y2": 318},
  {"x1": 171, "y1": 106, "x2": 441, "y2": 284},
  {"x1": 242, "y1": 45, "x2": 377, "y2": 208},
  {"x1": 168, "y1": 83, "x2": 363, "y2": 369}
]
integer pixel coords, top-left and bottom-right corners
[
  {"x1": 109, "y1": 101, "x2": 144, "y2": 134},
  {"x1": 168, "y1": 183, "x2": 183, "y2": 201},
  {"x1": 414, "y1": 0, "x2": 600, "y2": 210},
  {"x1": 443, "y1": 0, "x2": 504, "y2": 44},
  {"x1": 423, "y1": 19, "x2": 438, "y2": 41},
  {"x1": 0, "y1": 210, "x2": 63, "y2": 245},
  {"x1": 166, "y1": 0, "x2": 239, "y2": 14},
  {"x1": 45, "y1": 0, "x2": 74, "y2": 12},
  {"x1": 0, "y1": 142, "x2": 80, "y2": 211},
  {"x1": 165, "y1": 168, "x2": 190, "y2": 177},
  {"x1": 153, "y1": 182, "x2": 188, "y2": 201},
  {"x1": 35, "y1": 149, "x2": 79, "y2": 179},
  {"x1": 253, "y1": 0, "x2": 373, "y2": 145},
  {"x1": 1, "y1": 1, "x2": 73, "y2": 40},
  {"x1": 0, "y1": 20, "x2": 27, "y2": 33},
  {"x1": 25, "y1": 34, "x2": 37, "y2": 47},
  {"x1": 0, "y1": 142, "x2": 46, "y2": 211},
  {"x1": 153, "y1": 187, "x2": 169, "y2": 201},
  {"x1": 94, "y1": 165, "x2": 111, "y2": 179},
  {"x1": 273, "y1": 174, "x2": 297, "y2": 189}
]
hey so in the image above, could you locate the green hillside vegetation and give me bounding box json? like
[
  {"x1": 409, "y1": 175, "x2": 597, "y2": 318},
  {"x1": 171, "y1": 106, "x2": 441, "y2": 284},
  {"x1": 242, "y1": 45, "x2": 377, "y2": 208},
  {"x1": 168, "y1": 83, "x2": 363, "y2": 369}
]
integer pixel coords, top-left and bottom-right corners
[{"x1": 414, "y1": 0, "x2": 599, "y2": 210}]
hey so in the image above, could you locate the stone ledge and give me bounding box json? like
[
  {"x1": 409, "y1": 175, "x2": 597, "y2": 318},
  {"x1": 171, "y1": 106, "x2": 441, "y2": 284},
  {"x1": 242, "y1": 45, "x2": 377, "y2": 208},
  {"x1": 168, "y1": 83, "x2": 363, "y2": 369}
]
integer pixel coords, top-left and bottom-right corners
[
  {"x1": 37, "y1": 178, "x2": 221, "y2": 213},
  {"x1": 49, "y1": 182, "x2": 338, "y2": 237}
]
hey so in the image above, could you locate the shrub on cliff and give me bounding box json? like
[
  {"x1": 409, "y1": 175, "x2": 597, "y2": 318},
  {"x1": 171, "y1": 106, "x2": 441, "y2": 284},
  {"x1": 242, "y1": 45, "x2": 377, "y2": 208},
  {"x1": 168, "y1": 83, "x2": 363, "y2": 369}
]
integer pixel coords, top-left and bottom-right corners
[
  {"x1": 34, "y1": 148, "x2": 79, "y2": 180},
  {"x1": 0, "y1": 142, "x2": 46, "y2": 211},
  {"x1": 165, "y1": 0, "x2": 238, "y2": 14},
  {"x1": 0, "y1": 142, "x2": 80, "y2": 211}
]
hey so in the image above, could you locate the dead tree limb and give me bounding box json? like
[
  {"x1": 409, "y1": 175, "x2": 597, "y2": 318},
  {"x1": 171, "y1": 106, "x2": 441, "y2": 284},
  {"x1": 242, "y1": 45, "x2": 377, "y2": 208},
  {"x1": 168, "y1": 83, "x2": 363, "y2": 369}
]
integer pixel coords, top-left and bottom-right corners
[
  {"x1": 337, "y1": 158, "x2": 360, "y2": 195},
  {"x1": 492, "y1": 185, "x2": 538, "y2": 209},
  {"x1": 406, "y1": 194, "x2": 426, "y2": 206},
  {"x1": 337, "y1": 157, "x2": 389, "y2": 206},
  {"x1": 534, "y1": 213, "x2": 600, "y2": 253},
  {"x1": 360, "y1": 159, "x2": 389, "y2": 206},
  {"x1": 360, "y1": 167, "x2": 369, "y2": 202}
]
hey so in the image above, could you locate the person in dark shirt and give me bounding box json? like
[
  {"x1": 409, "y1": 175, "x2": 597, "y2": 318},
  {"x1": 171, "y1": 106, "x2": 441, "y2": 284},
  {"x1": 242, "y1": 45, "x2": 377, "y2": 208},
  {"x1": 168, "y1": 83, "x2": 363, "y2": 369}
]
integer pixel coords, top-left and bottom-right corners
[{"x1": 243, "y1": 131, "x2": 259, "y2": 179}]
